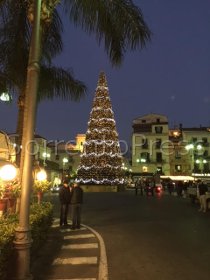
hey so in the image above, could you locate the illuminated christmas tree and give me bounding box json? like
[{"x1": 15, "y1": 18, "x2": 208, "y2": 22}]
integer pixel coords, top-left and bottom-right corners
[{"x1": 77, "y1": 72, "x2": 123, "y2": 185}]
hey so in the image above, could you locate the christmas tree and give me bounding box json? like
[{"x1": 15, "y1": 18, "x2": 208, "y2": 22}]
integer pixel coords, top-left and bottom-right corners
[{"x1": 77, "y1": 72, "x2": 123, "y2": 185}]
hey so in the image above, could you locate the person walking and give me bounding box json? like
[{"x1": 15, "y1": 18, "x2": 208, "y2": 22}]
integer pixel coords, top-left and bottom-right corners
[
  {"x1": 59, "y1": 179, "x2": 71, "y2": 227},
  {"x1": 70, "y1": 182, "x2": 83, "y2": 229},
  {"x1": 198, "y1": 181, "x2": 208, "y2": 213}
]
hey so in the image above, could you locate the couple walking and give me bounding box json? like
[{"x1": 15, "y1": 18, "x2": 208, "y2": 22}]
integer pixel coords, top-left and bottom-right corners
[{"x1": 59, "y1": 179, "x2": 83, "y2": 229}]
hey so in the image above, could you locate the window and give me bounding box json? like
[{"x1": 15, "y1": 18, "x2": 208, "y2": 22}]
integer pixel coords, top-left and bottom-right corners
[
  {"x1": 203, "y1": 150, "x2": 208, "y2": 157},
  {"x1": 156, "y1": 118, "x2": 160, "y2": 123},
  {"x1": 202, "y1": 137, "x2": 207, "y2": 143},
  {"x1": 155, "y1": 126, "x2": 163, "y2": 134},
  {"x1": 141, "y1": 119, "x2": 146, "y2": 123},
  {"x1": 55, "y1": 155, "x2": 60, "y2": 160},
  {"x1": 203, "y1": 163, "x2": 209, "y2": 173},
  {"x1": 156, "y1": 139, "x2": 161, "y2": 149},
  {"x1": 175, "y1": 165, "x2": 182, "y2": 172},
  {"x1": 156, "y1": 166, "x2": 162, "y2": 173},
  {"x1": 156, "y1": 152, "x2": 162, "y2": 162},
  {"x1": 142, "y1": 139, "x2": 148, "y2": 149},
  {"x1": 192, "y1": 137, "x2": 197, "y2": 143},
  {"x1": 141, "y1": 152, "x2": 150, "y2": 162},
  {"x1": 175, "y1": 151, "x2": 181, "y2": 159}
]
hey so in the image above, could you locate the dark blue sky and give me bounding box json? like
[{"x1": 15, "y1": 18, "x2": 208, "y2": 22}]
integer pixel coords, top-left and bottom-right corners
[{"x1": 1, "y1": 0, "x2": 210, "y2": 146}]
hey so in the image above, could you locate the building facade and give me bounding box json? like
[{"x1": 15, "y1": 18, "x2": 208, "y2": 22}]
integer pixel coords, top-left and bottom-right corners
[
  {"x1": 131, "y1": 114, "x2": 210, "y2": 178},
  {"x1": 132, "y1": 114, "x2": 170, "y2": 175}
]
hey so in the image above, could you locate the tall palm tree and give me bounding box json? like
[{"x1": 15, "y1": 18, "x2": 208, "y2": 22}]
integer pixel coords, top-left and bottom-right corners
[
  {"x1": 0, "y1": 0, "x2": 151, "y2": 164},
  {"x1": 0, "y1": 1, "x2": 87, "y2": 165}
]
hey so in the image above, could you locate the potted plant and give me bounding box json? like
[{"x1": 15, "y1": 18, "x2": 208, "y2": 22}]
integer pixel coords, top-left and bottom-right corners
[
  {"x1": 4, "y1": 180, "x2": 21, "y2": 213},
  {"x1": 33, "y1": 180, "x2": 51, "y2": 204},
  {"x1": 0, "y1": 180, "x2": 7, "y2": 217}
]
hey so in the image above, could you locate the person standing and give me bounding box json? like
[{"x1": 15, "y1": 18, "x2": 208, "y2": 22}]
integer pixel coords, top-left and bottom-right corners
[
  {"x1": 59, "y1": 179, "x2": 71, "y2": 226},
  {"x1": 198, "y1": 181, "x2": 208, "y2": 213},
  {"x1": 134, "y1": 178, "x2": 139, "y2": 195},
  {"x1": 70, "y1": 182, "x2": 83, "y2": 229}
]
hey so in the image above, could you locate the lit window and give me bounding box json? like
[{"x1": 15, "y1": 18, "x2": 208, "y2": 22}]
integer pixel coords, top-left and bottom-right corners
[{"x1": 175, "y1": 165, "x2": 182, "y2": 172}]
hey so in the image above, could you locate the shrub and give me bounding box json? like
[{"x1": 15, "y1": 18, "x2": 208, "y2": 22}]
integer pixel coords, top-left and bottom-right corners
[{"x1": 0, "y1": 202, "x2": 53, "y2": 280}]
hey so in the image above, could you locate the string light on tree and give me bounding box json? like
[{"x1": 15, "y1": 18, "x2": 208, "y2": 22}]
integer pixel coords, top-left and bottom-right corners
[{"x1": 77, "y1": 72, "x2": 123, "y2": 185}]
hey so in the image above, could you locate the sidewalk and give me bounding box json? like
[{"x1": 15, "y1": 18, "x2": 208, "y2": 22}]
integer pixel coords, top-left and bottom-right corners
[{"x1": 31, "y1": 218, "x2": 107, "y2": 280}]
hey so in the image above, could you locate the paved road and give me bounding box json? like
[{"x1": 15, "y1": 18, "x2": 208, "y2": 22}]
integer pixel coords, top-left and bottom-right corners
[{"x1": 49, "y1": 190, "x2": 210, "y2": 280}]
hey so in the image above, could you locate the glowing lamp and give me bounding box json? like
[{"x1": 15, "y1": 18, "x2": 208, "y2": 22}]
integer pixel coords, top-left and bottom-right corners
[
  {"x1": 0, "y1": 92, "x2": 12, "y2": 102},
  {"x1": 185, "y1": 144, "x2": 194, "y2": 150},
  {"x1": 0, "y1": 163, "x2": 17, "y2": 181},
  {"x1": 196, "y1": 144, "x2": 202, "y2": 150},
  {"x1": 36, "y1": 169, "x2": 47, "y2": 181},
  {"x1": 63, "y1": 157, "x2": 68, "y2": 163}
]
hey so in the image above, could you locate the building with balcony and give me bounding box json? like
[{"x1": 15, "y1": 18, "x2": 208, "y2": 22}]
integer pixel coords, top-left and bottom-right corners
[
  {"x1": 181, "y1": 127, "x2": 210, "y2": 175},
  {"x1": 132, "y1": 113, "x2": 170, "y2": 175},
  {"x1": 0, "y1": 130, "x2": 16, "y2": 163},
  {"x1": 131, "y1": 114, "x2": 210, "y2": 178}
]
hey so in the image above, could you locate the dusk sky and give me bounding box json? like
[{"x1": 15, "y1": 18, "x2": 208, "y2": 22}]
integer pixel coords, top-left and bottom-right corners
[{"x1": 0, "y1": 0, "x2": 210, "y2": 147}]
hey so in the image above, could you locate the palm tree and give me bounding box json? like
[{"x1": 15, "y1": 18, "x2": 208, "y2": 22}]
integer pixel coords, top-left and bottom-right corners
[
  {"x1": 0, "y1": 1, "x2": 87, "y2": 165},
  {"x1": 0, "y1": 0, "x2": 151, "y2": 164},
  {"x1": 62, "y1": 0, "x2": 151, "y2": 65}
]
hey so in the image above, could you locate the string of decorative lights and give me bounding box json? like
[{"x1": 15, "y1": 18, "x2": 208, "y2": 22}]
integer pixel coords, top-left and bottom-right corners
[{"x1": 77, "y1": 72, "x2": 124, "y2": 185}]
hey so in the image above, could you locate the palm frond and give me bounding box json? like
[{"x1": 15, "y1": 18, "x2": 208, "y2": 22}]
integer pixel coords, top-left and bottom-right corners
[
  {"x1": 41, "y1": 9, "x2": 64, "y2": 63},
  {"x1": 0, "y1": 1, "x2": 65, "y2": 93},
  {"x1": 38, "y1": 65, "x2": 87, "y2": 102},
  {"x1": 64, "y1": 0, "x2": 151, "y2": 65}
]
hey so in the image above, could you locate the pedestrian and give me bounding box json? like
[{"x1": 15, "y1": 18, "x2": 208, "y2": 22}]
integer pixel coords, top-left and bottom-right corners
[
  {"x1": 59, "y1": 179, "x2": 71, "y2": 227},
  {"x1": 177, "y1": 181, "x2": 183, "y2": 197},
  {"x1": 198, "y1": 181, "x2": 208, "y2": 213},
  {"x1": 70, "y1": 182, "x2": 83, "y2": 229},
  {"x1": 134, "y1": 179, "x2": 139, "y2": 195},
  {"x1": 167, "y1": 180, "x2": 174, "y2": 195}
]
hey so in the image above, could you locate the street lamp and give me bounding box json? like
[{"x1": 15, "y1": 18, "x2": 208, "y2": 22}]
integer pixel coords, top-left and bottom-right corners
[
  {"x1": 42, "y1": 152, "x2": 50, "y2": 166},
  {"x1": 0, "y1": 161, "x2": 19, "y2": 217},
  {"x1": 0, "y1": 92, "x2": 12, "y2": 102},
  {"x1": 35, "y1": 168, "x2": 47, "y2": 181},
  {"x1": 0, "y1": 161, "x2": 18, "y2": 181}
]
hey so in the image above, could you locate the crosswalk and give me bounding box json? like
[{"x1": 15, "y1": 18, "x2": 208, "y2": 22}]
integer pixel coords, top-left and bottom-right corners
[{"x1": 48, "y1": 221, "x2": 100, "y2": 280}]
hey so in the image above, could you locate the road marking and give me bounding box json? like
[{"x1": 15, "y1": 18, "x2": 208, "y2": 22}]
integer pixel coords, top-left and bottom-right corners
[
  {"x1": 48, "y1": 278, "x2": 96, "y2": 280},
  {"x1": 53, "y1": 257, "x2": 98, "y2": 265},
  {"x1": 52, "y1": 224, "x2": 59, "y2": 228},
  {"x1": 60, "y1": 228, "x2": 86, "y2": 233},
  {"x1": 83, "y1": 225, "x2": 109, "y2": 280},
  {"x1": 62, "y1": 243, "x2": 98, "y2": 249},
  {"x1": 64, "y1": 234, "x2": 95, "y2": 240}
]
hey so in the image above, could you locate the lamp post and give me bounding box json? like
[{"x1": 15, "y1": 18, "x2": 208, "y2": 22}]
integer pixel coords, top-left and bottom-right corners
[
  {"x1": 62, "y1": 157, "x2": 69, "y2": 180},
  {"x1": 42, "y1": 151, "x2": 50, "y2": 166},
  {"x1": 13, "y1": 1, "x2": 42, "y2": 279}
]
